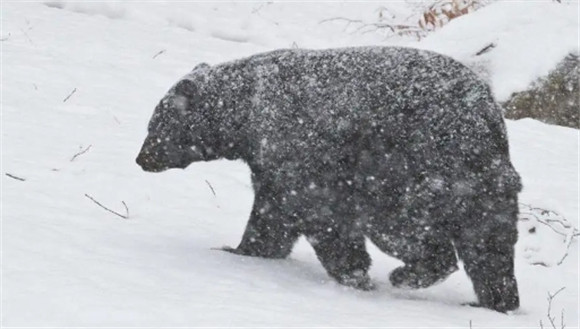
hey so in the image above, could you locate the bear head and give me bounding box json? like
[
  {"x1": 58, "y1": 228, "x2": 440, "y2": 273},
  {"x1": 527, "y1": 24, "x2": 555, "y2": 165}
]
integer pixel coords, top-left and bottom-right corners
[{"x1": 136, "y1": 63, "x2": 220, "y2": 172}]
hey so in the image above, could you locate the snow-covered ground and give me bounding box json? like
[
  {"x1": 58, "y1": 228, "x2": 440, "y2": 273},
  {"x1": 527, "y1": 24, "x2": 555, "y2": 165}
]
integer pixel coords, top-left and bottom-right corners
[{"x1": 2, "y1": 1, "x2": 578, "y2": 327}]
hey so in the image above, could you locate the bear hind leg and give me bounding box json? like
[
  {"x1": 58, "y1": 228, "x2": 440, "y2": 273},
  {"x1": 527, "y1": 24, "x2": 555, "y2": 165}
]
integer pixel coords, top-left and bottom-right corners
[
  {"x1": 307, "y1": 228, "x2": 373, "y2": 290},
  {"x1": 388, "y1": 236, "x2": 459, "y2": 289},
  {"x1": 367, "y1": 207, "x2": 458, "y2": 289}
]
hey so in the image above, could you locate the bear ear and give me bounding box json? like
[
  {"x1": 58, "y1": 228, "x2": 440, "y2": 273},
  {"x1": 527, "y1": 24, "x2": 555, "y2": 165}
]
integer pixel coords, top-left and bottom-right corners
[{"x1": 192, "y1": 63, "x2": 210, "y2": 72}]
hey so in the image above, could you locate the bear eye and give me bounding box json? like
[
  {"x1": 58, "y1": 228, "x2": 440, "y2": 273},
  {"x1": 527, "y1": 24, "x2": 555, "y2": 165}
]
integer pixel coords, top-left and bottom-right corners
[{"x1": 175, "y1": 80, "x2": 196, "y2": 97}]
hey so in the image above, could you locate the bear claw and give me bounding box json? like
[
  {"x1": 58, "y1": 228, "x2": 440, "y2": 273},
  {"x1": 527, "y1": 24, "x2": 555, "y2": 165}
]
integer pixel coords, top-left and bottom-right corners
[{"x1": 214, "y1": 246, "x2": 244, "y2": 255}]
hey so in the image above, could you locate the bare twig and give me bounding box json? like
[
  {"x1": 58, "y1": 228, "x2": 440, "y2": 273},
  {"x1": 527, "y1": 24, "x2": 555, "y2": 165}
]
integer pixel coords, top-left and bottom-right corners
[
  {"x1": 121, "y1": 201, "x2": 129, "y2": 218},
  {"x1": 320, "y1": 17, "x2": 364, "y2": 26},
  {"x1": 84, "y1": 193, "x2": 129, "y2": 219},
  {"x1": 475, "y1": 42, "x2": 496, "y2": 56},
  {"x1": 152, "y1": 49, "x2": 166, "y2": 59},
  {"x1": 545, "y1": 287, "x2": 565, "y2": 329},
  {"x1": 519, "y1": 203, "x2": 578, "y2": 235},
  {"x1": 556, "y1": 232, "x2": 574, "y2": 266},
  {"x1": 519, "y1": 207, "x2": 579, "y2": 237},
  {"x1": 520, "y1": 211, "x2": 574, "y2": 237},
  {"x1": 320, "y1": 17, "x2": 423, "y2": 40},
  {"x1": 518, "y1": 203, "x2": 578, "y2": 266},
  {"x1": 5, "y1": 173, "x2": 25, "y2": 181},
  {"x1": 70, "y1": 144, "x2": 92, "y2": 162},
  {"x1": 251, "y1": 1, "x2": 272, "y2": 14},
  {"x1": 0, "y1": 33, "x2": 11, "y2": 41},
  {"x1": 205, "y1": 180, "x2": 216, "y2": 197},
  {"x1": 63, "y1": 88, "x2": 77, "y2": 103},
  {"x1": 19, "y1": 28, "x2": 34, "y2": 45}
]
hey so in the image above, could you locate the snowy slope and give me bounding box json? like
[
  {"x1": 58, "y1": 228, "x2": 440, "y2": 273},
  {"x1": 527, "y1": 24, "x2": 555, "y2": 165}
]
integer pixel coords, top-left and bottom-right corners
[
  {"x1": 417, "y1": 0, "x2": 579, "y2": 101},
  {"x1": 2, "y1": 1, "x2": 578, "y2": 327}
]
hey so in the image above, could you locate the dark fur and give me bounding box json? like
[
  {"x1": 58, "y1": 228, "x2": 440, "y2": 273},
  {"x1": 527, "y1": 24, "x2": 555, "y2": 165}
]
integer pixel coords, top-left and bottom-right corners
[{"x1": 136, "y1": 47, "x2": 522, "y2": 312}]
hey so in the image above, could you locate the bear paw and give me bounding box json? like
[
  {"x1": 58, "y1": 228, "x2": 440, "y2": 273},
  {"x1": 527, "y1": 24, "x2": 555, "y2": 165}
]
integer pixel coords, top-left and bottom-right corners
[
  {"x1": 335, "y1": 270, "x2": 376, "y2": 291},
  {"x1": 390, "y1": 263, "x2": 458, "y2": 289},
  {"x1": 462, "y1": 301, "x2": 516, "y2": 314}
]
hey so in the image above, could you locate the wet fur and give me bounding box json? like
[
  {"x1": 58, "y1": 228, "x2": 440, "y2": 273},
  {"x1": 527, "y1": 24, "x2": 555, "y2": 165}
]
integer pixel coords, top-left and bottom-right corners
[{"x1": 137, "y1": 46, "x2": 522, "y2": 312}]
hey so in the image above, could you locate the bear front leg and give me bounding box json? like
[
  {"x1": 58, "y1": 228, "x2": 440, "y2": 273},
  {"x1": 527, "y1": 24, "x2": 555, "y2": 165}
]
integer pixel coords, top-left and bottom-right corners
[
  {"x1": 222, "y1": 185, "x2": 301, "y2": 259},
  {"x1": 306, "y1": 223, "x2": 373, "y2": 290},
  {"x1": 454, "y1": 196, "x2": 520, "y2": 313}
]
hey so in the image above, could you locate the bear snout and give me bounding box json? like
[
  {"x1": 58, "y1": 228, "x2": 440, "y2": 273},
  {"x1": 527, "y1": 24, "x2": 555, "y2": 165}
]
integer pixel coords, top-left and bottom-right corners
[
  {"x1": 136, "y1": 136, "x2": 205, "y2": 172},
  {"x1": 136, "y1": 135, "x2": 169, "y2": 172},
  {"x1": 136, "y1": 150, "x2": 166, "y2": 172}
]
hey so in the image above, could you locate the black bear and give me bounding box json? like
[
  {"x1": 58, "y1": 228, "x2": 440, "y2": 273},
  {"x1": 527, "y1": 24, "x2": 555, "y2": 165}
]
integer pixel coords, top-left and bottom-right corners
[{"x1": 136, "y1": 47, "x2": 522, "y2": 313}]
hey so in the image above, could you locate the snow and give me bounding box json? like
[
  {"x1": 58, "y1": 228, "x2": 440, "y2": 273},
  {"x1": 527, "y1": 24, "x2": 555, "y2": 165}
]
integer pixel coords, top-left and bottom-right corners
[
  {"x1": 417, "y1": 0, "x2": 579, "y2": 101},
  {"x1": 2, "y1": 1, "x2": 578, "y2": 327}
]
